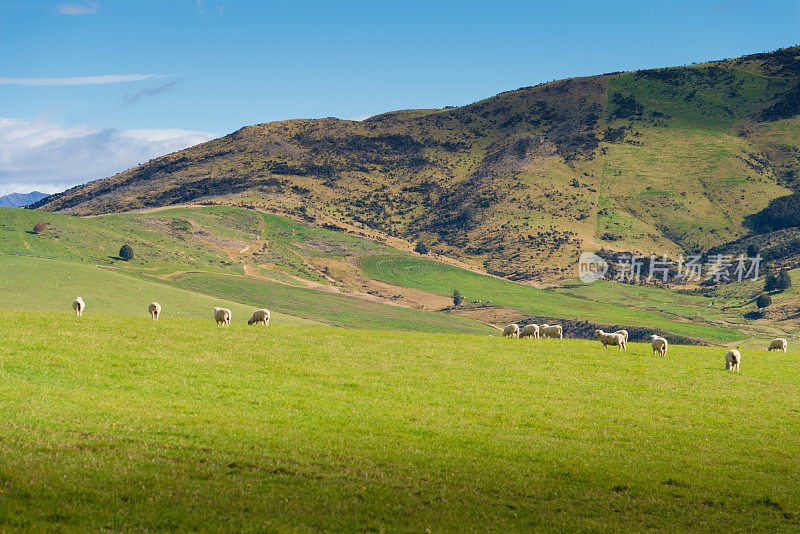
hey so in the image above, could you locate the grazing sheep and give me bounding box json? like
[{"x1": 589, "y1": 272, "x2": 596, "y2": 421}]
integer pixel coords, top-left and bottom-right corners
[
  {"x1": 650, "y1": 335, "x2": 668, "y2": 357},
  {"x1": 248, "y1": 308, "x2": 271, "y2": 326},
  {"x1": 594, "y1": 329, "x2": 626, "y2": 350},
  {"x1": 766, "y1": 338, "x2": 788, "y2": 353},
  {"x1": 214, "y1": 307, "x2": 232, "y2": 327},
  {"x1": 520, "y1": 324, "x2": 540, "y2": 339},
  {"x1": 72, "y1": 297, "x2": 85, "y2": 317},
  {"x1": 503, "y1": 324, "x2": 520, "y2": 338},
  {"x1": 725, "y1": 349, "x2": 741, "y2": 372},
  {"x1": 148, "y1": 302, "x2": 162, "y2": 321},
  {"x1": 541, "y1": 324, "x2": 563, "y2": 340},
  {"x1": 614, "y1": 329, "x2": 629, "y2": 343}
]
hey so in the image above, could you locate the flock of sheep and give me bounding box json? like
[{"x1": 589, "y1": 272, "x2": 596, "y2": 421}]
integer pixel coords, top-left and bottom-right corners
[
  {"x1": 502, "y1": 321, "x2": 789, "y2": 372},
  {"x1": 71, "y1": 295, "x2": 789, "y2": 372},
  {"x1": 71, "y1": 297, "x2": 271, "y2": 327}
]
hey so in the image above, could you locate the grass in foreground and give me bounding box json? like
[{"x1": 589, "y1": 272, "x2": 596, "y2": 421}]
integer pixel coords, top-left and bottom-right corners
[{"x1": 0, "y1": 310, "x2": 798, "y2": 532}]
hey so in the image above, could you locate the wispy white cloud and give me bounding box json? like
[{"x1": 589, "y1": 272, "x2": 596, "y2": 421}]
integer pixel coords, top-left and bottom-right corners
[
  {"x1": 0, "y1": 74, "x2": 169, "y2": 87},
  {"x1": 56, "y1": 1, "x2": 99, "y2": 15},
  {"x1": 0, "y1": 116, "x2": 215, "y2": 196},
  {"x1": 346, "y1": 114, "x2": 374, "y2": 121},
  {"x1": 714, "y1": 0, "x2": 747, "y2": 12},
  {"x1": 119, "y1": 80, "x2": 177, "y2": 106}
]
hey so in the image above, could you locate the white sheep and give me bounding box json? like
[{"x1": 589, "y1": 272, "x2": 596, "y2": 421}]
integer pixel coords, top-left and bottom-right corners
[
  {"x1": 520, "y1": 324, "x2": 540, "y2": 339},
  {"x1": 541, "y1": 324, "x2": 563, "y2": 340},
  {"x1": 614, "y1": 329, "x2": 629, "y2": 343},
  {"x1": 248, "y1": 308, "x2": 271, "y2": 326},
  {"x1": 595, "y1": 329, "x2": 626, "y2": 350},
  {"x1": 725, "y1": 349, "x2": 741, "y2": 372},
  {"x1": 148, "y1": 302, "x2": 162, "y2": 321},
  {"x1": 72, "y1": 297, "x2": 85, "y2": 317},
  {"x1": 766, "y1": 338, "x2": 788, "y2": 353},
  {"x1": 503, "y1": 324, "x2": 520, "y2": 338},
  {"x1": 650, "y1": 335, "x2": 668, "y2": 357},
  {"x1": 214, "y1": 307, "x2": 232, "y2": 327}
]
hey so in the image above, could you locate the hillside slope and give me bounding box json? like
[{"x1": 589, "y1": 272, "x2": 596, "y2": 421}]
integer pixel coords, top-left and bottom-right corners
[{"x1": 35, "y1": 47, "x2": 800, "y2": 281}]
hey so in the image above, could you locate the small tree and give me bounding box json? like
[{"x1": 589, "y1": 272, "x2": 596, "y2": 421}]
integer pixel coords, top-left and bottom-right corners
[
  {"x1": 453, "y1": 290, "x2": 463, "y2": 307},
  {"x1": 746, "y1": 244, "x2": 759, "y2": 258},
  {"x1": 33, "y1": 222, "x2": 48, "y2": 234},
  {"x1": 756, "y1": 293, "x2": 772, "y2": 309},
  {"x1": 764, "y1": 271, "x2": 778, "y2": 292},
  {"x1": 414, "y1": 242, "x2": 429, "y2": 255},
  {"x1": 777, "y1": 268, "x2": 792, "y2": 292},
  {"x1": 119, "y1": 244, "x2": 134, "y2": 261}
]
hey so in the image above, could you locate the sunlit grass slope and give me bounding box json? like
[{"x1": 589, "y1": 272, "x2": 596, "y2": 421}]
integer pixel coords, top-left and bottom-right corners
[
  {"x1": 0, "y1": 310, "x2": 798, "y2": 531},
  {"x1": 167, "y1": 271, "x2": 492, "y2": 334},
  {"x1": 0, "y1": 255, "x2": 317, "y2": 325}
]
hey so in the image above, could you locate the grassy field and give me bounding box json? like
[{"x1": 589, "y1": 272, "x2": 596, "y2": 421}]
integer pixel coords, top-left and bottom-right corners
[
  {"x1": 1, "y1": 310, "x2": 798, "y2": 531},
  {"x1": 357, "y1": 255, "x2": 744, "y2": 343},
  {"x1": 0, "y1": 255, "x2": 317, "y2": 325}
]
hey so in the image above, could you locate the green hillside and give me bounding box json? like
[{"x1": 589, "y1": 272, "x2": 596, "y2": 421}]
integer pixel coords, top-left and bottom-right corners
[
  {"x1": 357, "y1": 254, "x2": 743, "y2": 343},
  {"x1": 0, "y1": 255, "x2": 317, "y2": 325},
  {"x1": 6, "y1": 203, "x2": 796, "y2": 342},
  {"x1": 1, "y1": 310, "x2": 798, "y2": 531},
  {"x1": 34, "y1": 47, "x2": 800, "y2": 282}
]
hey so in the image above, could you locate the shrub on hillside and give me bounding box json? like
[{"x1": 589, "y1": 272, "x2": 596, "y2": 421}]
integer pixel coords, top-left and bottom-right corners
[
  {"x1": 414, "y1": 242, "x2": 429, "y2": 255},
  {"x1": 756, "y1": 294, "x2": 773, "y2": 309},
  {"x1": 777, "y1": 268, "x2": 793, "y2": 292},
  {"x1": 119, "y1": 244, "x2": 134, "y2": 262},
  {"x1": 33, "y1": 222, "x2": 48, "y2": 234},
  {"x1": 453, "y1": 290, "x2": 463, "y2": 307},
  {"x1": 764, "y1": 271, "x2": 778, "y2": 292},
  {"x1": 746, "y1": 193, "x2": 800, "y2": 233}
]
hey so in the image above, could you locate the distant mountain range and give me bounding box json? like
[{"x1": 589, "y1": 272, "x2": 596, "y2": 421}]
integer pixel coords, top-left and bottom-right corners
[
  {"x1": 33, "y1": 46, "x2": 800, "y2": 281},
  {"x1": 0, "y1": 191, "x2": 49, "y2": 208}
]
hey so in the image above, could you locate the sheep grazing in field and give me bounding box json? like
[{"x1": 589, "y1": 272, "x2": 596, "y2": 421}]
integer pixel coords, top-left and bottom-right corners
[
  {"x1": 148, "y1": 302, "x2": 162, "y2": 321},
  {"x1": 541, "y1": 324, "x2": 563, "y2": 340},
  {"x1": 248, "y1": 308, "x2": 271, "y2": 326},
  {"x1": 503, "y1": 324, "x2": 520, "y2": 338},
  {"x1": 725, "y1": 349, "x2": 741, "y2": 372},
  {"x1": 650, "y1": 335, "x2": 668, "y2": 357},
  {"x1": 214, "y1": 307, "x2": 232, "y2": 327},
  {"x1": 72, "y1": 297, "x2": 85, "y2": 317},
  {"x1": 520, "y1": 324, "x2": 540, "y2": 339},
  {"x1": 594, "y1": 329, "x2": 626, "y2": 350},
  {"x1": 766, "y1": 338, "x2": 788, "y2": 353},
  {"x1": 614, "y1": 329, "x2": 629, "y2": 343}
]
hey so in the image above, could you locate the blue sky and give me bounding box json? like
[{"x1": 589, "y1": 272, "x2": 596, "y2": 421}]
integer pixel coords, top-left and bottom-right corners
[{"x1": 0, "y1": 0, "x2": 797, "y2": 195}]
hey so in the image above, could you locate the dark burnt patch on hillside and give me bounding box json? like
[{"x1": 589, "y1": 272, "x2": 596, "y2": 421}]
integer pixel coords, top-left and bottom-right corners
[{"x1": 761, "y1": 81, "x2": 800, "y2": 121}]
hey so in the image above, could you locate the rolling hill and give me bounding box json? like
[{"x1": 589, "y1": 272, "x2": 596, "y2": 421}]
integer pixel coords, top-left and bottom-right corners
[
  {"x1": 34, "y1": 46, "x2": 800, "y2": 281},
  {"x1": 6, "y1": 204, "x2": 797, "y2": 345}
]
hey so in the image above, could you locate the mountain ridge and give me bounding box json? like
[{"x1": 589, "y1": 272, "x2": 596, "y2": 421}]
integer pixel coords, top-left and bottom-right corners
[
  {"x1": 34, "y1": 46, "x2": 800, "y2": 281},
  {"x1": 0, "y1": 191, "x2": 49, "y2": 208}
]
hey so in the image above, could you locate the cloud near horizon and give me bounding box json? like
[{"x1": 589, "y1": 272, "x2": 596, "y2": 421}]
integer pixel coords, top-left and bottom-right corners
[
  {"x1": 0, "y1": 117, "x2": 215, "y2": 196},
  {"x1": 56, "y1": 2, "x2": 99, "y2": 15},
  {"x1": 0, "y1": 74, "x2": 169, "y2": 87}
]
